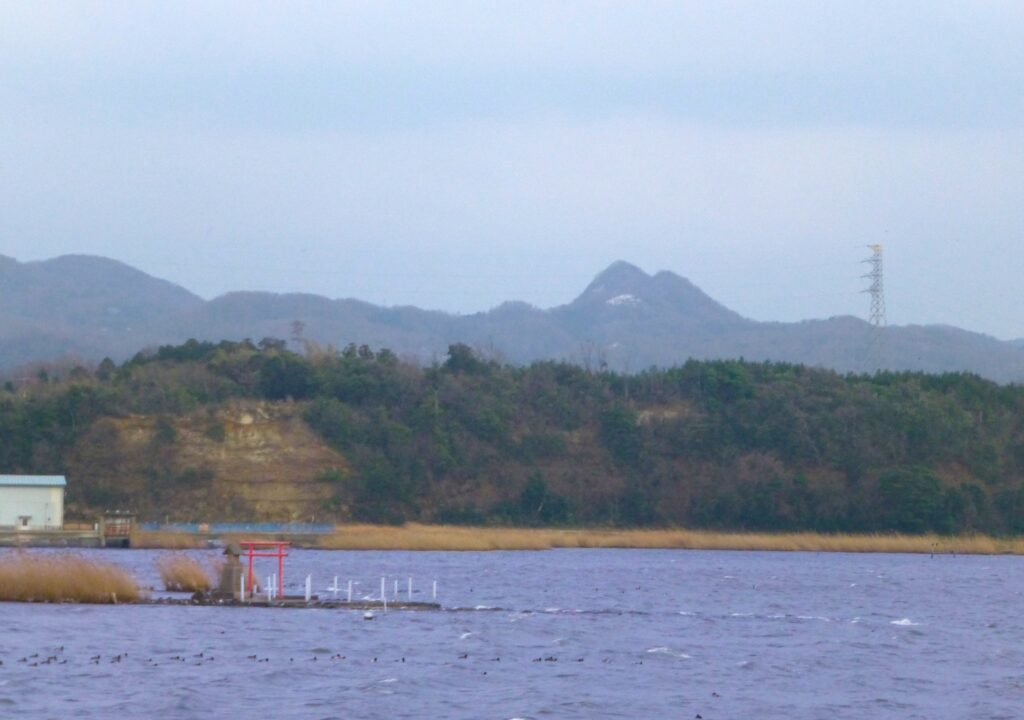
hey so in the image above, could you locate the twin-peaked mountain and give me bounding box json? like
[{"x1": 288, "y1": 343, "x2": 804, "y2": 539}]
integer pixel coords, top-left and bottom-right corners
[{"x1": 2, "y1": 254, "x2": 1022, "y2": 382}]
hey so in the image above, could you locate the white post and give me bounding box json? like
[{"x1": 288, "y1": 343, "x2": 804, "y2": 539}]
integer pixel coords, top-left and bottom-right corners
[
  {"x1": 347, "y1": 579, "x2": 353, "y2": 603},
  {"x1": 305, "y1": 574, "x2": 312, "y2": 602},
  {"x1": 381, "y1": 577, "x2": 386, "y2": 611},
  {"x1": 408, "y1": 577, "x2": 412, "y2": 601},
  {"x1": 240, "y1": 573, "x2": 245, "y2": 602},
  {"x1": 266, "y1": 576, "x2": 272, "y2": 601},
  {"x1": 432, "y1": 579, "x2": 437, "y2": 601},
  {"x1": 393, "y1": 579, "x2": 398, "y2": 599}
]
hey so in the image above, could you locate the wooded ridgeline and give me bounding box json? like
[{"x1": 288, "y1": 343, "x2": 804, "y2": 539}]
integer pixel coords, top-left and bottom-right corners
[{"x1": 3, "y1": 339, "x2": 1023, "y2": 534}]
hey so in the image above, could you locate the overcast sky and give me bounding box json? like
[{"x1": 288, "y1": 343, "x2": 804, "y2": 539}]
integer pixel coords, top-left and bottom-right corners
[{"x1": 2, "y1": 2, "x2": 1022, "y2": 338}]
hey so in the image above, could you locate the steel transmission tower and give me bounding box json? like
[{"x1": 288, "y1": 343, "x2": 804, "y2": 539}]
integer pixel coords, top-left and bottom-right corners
[{"x1": 861, "y1": 244, "x2": 886, "y2": 371}]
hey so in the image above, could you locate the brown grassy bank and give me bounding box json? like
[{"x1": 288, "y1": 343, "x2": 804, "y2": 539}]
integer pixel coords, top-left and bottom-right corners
[
  {"x1": 0, "y1": 552, "x2": 142, "y2": 603},
  {"x1": 314, "y1": 524, "x2": 1024, "y2": 554},
  {"x1": 130, "y1": 530, "x2": 209, "y2": 549},
  {"x1": 156, "y1": 554, "x2": 213, "y2": 592},
  {"x1": 127, "y1": 524, "x2": 1024, "y2": 555}
]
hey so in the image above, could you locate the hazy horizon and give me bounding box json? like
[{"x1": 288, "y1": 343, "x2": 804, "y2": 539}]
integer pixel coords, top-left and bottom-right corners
[{"x1": 3, "y1": 2, "x2": 1023, "y2": 339}]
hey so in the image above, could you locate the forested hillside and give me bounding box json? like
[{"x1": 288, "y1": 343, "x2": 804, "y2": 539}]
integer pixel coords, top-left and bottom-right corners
[{"x1": 3, "y1": 339, "x2": 1024, "y2": 534}]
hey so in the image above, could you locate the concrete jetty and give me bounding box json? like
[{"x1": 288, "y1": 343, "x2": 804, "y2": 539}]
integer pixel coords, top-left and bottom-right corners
[{"x1": 0, "y1": 528, "x2": 105, "y2": 548}]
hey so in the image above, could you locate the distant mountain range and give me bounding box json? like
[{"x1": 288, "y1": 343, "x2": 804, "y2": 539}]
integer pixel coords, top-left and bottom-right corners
[{"x1": 2, "y1": 254, "x2": 1023, "y2": 382}]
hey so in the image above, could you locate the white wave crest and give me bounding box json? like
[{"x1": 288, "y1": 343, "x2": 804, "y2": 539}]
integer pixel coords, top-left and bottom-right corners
[{"x1": 646, "y1": 647, "x2": 692, "y2": 659}]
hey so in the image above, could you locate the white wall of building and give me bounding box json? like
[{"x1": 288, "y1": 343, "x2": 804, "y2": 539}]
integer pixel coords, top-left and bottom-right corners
[{"x1": 0, "y1": 486, "x2": 64, "y2": 529}]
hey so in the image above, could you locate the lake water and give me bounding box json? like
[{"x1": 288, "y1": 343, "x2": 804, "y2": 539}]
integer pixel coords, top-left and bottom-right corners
[{"x1": 1, "y1": 548, "x2": 1022, "y2": 719}]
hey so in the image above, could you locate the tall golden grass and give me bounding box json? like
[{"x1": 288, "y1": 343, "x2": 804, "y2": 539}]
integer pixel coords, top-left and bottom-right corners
[
  {"x1": 130, "y1": 530, "x2": 208, "y2": 549},
  {"x1": 313, "y1": 524, "x2": 1024, "y2": 555},
  {"x1": 0, "y1": 552, "x2": 141, "y2": 603},
  {"x1": 126, "y1": 523, "x2": 1024, "y2": 555},
  {"x1": 156, "y1": 554, "x2": 212, "y2": 592}
]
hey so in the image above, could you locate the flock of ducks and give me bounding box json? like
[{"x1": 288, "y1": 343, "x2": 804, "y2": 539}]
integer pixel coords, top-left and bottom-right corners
[
  {"x1": 5, "y1": 647, "x2": 654, "y2": 669},
  {"x1": 5, "y1": 645, "x2": 715, "y2": 718}
]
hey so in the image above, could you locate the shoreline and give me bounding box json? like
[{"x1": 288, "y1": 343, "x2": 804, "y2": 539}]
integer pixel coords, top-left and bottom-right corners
[{"x1": 128, "y1": 524, "x2": 1024, "y2": 555}]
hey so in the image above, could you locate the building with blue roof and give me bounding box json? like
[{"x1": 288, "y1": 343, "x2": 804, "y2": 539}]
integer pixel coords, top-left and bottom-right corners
[{"x1": 0, "y1": 475, "x2": 65, "y2": 529}]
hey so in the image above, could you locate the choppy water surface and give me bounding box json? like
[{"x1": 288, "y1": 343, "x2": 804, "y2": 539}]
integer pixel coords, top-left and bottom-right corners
[{"x1": 2, "y1": 548, "x2": 1023, "y2": 719}]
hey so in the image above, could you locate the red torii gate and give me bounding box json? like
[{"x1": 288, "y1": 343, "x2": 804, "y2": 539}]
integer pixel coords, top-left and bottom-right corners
[{"x1": 240, "y1": 540, "x2": 291, "y2": 595}]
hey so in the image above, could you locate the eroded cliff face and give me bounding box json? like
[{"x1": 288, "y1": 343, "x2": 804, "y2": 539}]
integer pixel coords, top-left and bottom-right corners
[{"x1": 65, "y1": 400, "x2": 348, "y2": 521}]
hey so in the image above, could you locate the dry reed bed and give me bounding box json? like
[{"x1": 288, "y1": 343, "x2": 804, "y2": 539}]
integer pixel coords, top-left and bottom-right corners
[
  {"x1": 130, "y1": 530, "x2": 209, "y2": 549},
  {"x1": 0, "y1": 552, "x2": 141, "y2": 603},
  {"x1": 156, "y1": 554, "x2": 213, "y2": 592},
  {"x1": 128, "y1": 523, "x2": 1024, "y2": 555},
  {"x1": 314, "y1": 524, "x2": 1024, "y2": 555}
]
